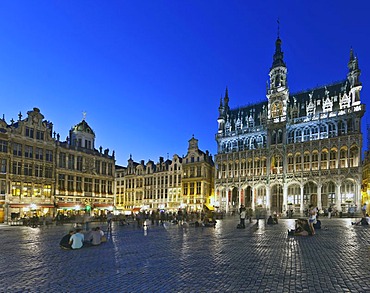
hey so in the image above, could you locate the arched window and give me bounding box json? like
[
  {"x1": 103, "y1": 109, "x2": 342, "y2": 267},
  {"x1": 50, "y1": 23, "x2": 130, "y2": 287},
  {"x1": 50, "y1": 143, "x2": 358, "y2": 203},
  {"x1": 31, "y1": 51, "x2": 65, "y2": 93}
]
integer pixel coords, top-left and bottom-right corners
[
  {"x1": 287, "y1": 130, "x2": 294, "y2": 144},
  {"x1": 296, "y1": 129, "x2": 302, "y2": 142},
  {"x1": 295, "y1": 153, "x2": 302, "y2": 172},
  {"x1": 303, "y1": 152, "x2": 310, "y2": 171},
  {"x1": 338, "y1": 121, "x2": 346, "y2": 136},
  {"x1": 312, "y1": 126, "x2": 319, "y2": 140},
  {"x1": 287, "y1": 154, "x2": 294, "y2": 172},
  {"x1": 321, "y1": 149, "x2": 328, "y2": 170},
  {"x1": 312, "y1": 151, "x2": 319, "y2": 170},
  {"x1": 340, "y1": 148, "x2": 347, "y2": 168},
  {"x1": 303, "y1": 128, "x2": 310, "y2": 142},
  {"x1": 330, "y1": 149, "x2": 337, "y2": 169},
  {"x1": 349, "y1": 146, "x2": 359, "y2": 167},
  {"x1": 328, "y1": 123, "x2": 336, "y2": 138}
]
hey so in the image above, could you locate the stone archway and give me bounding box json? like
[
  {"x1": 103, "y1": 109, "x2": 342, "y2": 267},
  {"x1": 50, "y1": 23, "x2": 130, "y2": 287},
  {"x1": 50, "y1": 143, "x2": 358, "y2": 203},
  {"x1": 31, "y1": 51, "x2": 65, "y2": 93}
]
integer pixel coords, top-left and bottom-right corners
[
  {"x1": 244, "y1": 186, "x2": 252, "y2": 208},
  {"x1": 230, "y1": 187, "x2": 238, "y2": 211},
  {"x1": 271, "y1": 185, "x2": 283, "y2": 214}
]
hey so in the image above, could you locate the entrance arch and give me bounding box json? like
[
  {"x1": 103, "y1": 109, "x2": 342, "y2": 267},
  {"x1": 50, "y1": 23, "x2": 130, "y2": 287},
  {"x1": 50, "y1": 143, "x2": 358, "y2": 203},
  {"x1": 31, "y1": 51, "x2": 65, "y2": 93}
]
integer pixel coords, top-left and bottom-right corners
[
  {"x1": 230, "y1": 187, "x2": 238, "y2": 212},
  {"x1": 244, "y1": 186, "x2": 252, "y2": 208},
  {"x1": 271, "y1": 184, "x2": 283, "y2": 214}
]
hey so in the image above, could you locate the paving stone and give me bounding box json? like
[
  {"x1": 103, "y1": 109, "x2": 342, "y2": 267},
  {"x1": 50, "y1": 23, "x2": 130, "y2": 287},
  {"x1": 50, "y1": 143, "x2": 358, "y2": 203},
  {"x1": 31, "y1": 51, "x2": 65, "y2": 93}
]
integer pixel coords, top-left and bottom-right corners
[{"x1": 0, "y1": 217, "x2": 369, "y2": 292}]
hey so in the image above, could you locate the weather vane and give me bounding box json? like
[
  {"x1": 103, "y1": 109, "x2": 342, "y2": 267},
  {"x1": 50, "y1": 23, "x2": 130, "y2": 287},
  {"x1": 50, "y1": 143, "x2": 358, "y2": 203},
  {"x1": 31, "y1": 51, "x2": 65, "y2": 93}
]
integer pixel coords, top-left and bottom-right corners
[{"x1": 82, "y1": 111, "x2": 87, "y2": 121}]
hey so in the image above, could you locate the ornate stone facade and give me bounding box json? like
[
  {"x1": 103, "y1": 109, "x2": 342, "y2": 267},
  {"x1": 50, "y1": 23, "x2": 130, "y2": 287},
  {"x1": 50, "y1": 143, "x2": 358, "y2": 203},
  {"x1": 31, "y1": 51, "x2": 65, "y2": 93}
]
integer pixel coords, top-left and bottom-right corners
[
  {"x1": 215, "y1": 37, "x2": 365, "y2": 215},
  {"x1": 115, "y1": 137, "x2": 215, "y2": 212},
  {"x1": 0, "y1": 108, "x2": 115, "y2": 223}
]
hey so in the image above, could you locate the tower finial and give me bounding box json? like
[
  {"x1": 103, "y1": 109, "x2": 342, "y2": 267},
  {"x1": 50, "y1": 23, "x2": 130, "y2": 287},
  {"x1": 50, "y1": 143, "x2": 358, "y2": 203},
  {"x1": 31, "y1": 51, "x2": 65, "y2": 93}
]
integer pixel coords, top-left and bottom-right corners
[
  {"x1": 277, "y1": 18, "x2": 280, "y2": 38},
  {"x1": 82, "y1": 111, "x2": 87, "y2": 121}
]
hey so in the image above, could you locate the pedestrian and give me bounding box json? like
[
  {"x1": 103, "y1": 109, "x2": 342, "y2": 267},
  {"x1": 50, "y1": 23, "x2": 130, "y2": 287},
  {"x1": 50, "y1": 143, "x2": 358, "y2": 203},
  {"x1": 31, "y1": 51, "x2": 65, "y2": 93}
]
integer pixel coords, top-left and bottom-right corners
[
  {"x1": 83, "y1": 212, "x2": 91, "y2": 231},
  {"x1": 239, "y1": 205, "x2": 246, "y2": 228},
  {"x1": 59, "y1": 230, "x2": 74, "y2": 249},
  {"x1": 328, "y1": 206, "x2": 332, "y2": 219},
  {"x1": 361, "y1": 203, "x2": 367, "y2": 217},
  {"x1": 107, "y1": 211, "x2": 113, "y2": 231},
  {"x1": 69, "y1": 228, "x2": 84, "y2": 249},
  {"x1": 308, "y1": 204, "x2": 317, "y2": 235}
]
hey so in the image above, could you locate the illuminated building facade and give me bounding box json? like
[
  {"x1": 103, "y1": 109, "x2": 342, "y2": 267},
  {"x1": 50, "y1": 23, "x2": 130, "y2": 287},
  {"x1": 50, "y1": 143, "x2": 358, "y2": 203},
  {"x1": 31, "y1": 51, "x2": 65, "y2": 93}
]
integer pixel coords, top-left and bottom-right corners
[
  {"x1": 215, "y1": 37, "x2": 365, "y2": 215},
  {"x1": 54, "y1": 119, "x2": 115, "y2": 215},
  {"x1": 115, "y1": 137, "x2": 214, "y2": 212},
  {"x1": 361, "y1": 128, "x2": 370, "y2": 215},
  {"x1": 115, "y1": 154, "x2": 183, "y2": 212},
  {"x1": 0, "y1": 108, "x2": 115, "y2": 223},
  {"x1": 182, "y1": 137, "x2": 215, "y2": 211}
]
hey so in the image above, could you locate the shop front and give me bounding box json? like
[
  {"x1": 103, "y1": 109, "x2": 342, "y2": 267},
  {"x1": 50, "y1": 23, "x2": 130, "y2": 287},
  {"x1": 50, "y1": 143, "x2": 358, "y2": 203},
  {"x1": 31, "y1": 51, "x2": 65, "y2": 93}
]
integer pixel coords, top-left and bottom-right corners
[{"x1": 6, "y1": 203, "x2": 55, "y2": 224}]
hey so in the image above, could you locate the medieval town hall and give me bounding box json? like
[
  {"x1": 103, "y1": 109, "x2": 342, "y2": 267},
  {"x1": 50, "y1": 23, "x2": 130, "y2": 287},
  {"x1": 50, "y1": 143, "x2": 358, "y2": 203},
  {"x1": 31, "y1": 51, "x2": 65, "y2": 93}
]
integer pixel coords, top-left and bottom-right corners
[{"x1": 215, "y1": 36, "x2": 364, "y2": 215}]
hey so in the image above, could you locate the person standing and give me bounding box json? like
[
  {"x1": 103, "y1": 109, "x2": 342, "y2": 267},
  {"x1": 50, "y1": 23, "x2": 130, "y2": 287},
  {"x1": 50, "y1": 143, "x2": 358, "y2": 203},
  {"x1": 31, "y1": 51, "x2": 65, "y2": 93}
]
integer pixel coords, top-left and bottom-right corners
[
  {"x1": 69, "y1": 228, "x2": 84, "y2": 249},
  {"x1": 107, "y1": 211, "x2": 113, "y2": 231},
  {"x1": 328, "y1": 206, "x2": 333, "y2": 219},
  {"x1": 239, "y1": 205, "x2": 246, "y2": 228},
  {"x1": 308, "y1": 204, "x2": 317, "y2": 235},
  {"x1": 361, "y1": 203, "x2": 367, "y2": 217}
]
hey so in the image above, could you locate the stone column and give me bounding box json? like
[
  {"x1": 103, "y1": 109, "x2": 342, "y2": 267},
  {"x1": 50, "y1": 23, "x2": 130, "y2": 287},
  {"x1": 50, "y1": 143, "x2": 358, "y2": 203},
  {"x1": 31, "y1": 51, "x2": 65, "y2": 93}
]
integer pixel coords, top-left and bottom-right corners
[
  {"x1": 300, "y1": 184, "x2": 304, "y2": 214},
  {"x1": 251, "y1": 186, "x2": 255, "y2": 211},
  {"x1": 356, "y1": 182, "x2": 362, "y2": 210},
  {"x1": 283, "y1": 183, "x2": 288, "y2": 213},
  {"x1": 336, "y1": 183, "x2": 341, "y2": 212},
  {"x1": 266, "y1": 185, "x2": 271, "y2": 214},
  {"x1": 317, "y1": 183, "x2": 322, "y2": 210}
]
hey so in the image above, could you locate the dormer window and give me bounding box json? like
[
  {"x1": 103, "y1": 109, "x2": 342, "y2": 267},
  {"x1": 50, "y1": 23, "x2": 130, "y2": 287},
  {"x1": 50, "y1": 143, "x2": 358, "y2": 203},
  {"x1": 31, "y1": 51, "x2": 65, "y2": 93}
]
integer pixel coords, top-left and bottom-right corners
[
  {"x1": 340, "y1": 93, "x2": 351, "y2": 109},
  {"x1": 323, "y1": 97, "x2": 333, "y2": 113},
  {"x1": 248, "y1": 116, "x2": 254, "y2": 128}
]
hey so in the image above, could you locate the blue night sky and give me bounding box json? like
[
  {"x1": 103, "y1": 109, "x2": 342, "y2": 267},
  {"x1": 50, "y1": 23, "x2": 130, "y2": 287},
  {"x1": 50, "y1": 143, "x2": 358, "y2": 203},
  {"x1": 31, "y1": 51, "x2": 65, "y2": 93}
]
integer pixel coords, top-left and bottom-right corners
[{"x1": 0, "y1": 1, "x2": 369, "y2": 166}]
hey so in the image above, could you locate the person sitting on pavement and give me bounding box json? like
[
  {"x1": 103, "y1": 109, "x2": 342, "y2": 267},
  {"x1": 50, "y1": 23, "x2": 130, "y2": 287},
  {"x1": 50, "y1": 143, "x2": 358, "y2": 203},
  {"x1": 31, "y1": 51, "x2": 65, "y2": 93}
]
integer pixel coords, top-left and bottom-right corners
[
  {"x1": 267, "y1": 215, "x2": 274, "y2": 225},
  {"x1": 59, "y1": 230, "x2": 75, "y2": 249},
  {"x1": 352, "y1": 214, "x2": 370, "y2": 226},
  {"x1": 288, "y1": 218, "x2": 312, "y2": 236},
  {"x1": 88, "y1": 227, "x2": 103, "y2": 246},
  {"x1": 69, "y1": 228, "x2": 84, "y2": 249}
]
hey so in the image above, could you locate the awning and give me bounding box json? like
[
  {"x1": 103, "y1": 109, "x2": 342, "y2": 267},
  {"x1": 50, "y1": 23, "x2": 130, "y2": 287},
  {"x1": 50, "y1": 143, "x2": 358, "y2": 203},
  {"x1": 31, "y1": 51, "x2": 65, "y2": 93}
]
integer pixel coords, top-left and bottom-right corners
[
  {"x1": 9, "y1": 203, "x2": 54, "y2": 209},
  {"x1": 132, "y1": 207, "x2": 141, "y2": 212},
  {"x1": 93, "y1": 203, "x2": 113, "y2": 208},
  {"x1": 39, "y1": 204, "x2": 55, "y2": 208},
  {"x1": 57, "y1": 203, "x2": 85, "y2": 208},
  {"x1": 9, "y1": 204, "x2": 30, "y2": 208}
]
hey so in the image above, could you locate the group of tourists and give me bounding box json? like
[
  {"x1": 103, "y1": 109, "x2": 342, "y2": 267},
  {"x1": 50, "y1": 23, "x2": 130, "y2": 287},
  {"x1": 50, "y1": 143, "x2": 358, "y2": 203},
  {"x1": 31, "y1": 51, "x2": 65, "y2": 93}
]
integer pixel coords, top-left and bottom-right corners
[
  {"x1": 59, "y1": 226, "x2": 106, "y2": 250},
  {"x1": 352, "y1": 203, "x2": 369, "y2": 226},
  {"x1": 288, "y1": 204, "x2": 320, "y2": 236}
]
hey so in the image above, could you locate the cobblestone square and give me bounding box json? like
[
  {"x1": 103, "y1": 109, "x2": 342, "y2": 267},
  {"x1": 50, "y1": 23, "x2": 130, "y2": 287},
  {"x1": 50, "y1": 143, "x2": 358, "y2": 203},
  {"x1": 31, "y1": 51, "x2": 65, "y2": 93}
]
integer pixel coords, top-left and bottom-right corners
[{"x1": 1, "y1": 217, "x2": 369, "y2": 292}]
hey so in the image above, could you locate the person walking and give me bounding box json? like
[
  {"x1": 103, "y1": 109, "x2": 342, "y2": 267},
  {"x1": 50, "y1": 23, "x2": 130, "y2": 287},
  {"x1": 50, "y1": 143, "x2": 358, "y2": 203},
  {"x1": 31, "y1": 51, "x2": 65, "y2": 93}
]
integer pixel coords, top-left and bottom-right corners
[
  {"x1": 107, "y1": 211, "x2": 113, "y2": 231},
  {"x1": 361, "y1": 203, "x2": 367, "y2": 217}
]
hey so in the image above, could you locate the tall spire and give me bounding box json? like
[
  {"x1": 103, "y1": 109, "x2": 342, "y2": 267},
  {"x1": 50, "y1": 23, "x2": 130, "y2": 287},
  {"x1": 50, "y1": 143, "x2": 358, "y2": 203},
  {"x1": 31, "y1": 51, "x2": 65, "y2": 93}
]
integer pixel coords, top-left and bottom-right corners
[
  {"x1": 270, "y1": 19, "x2": 285, "y2": 70},
  {"x1": 271, "y1": 37, "x2": 286, "y2": 70},
  {"x1": 223, "y1": 87, "x2": 229, "y2": 110},
  {"x1": 347, "y1": 48, "x2": 361, "y2": 87}
]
